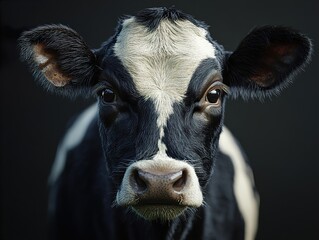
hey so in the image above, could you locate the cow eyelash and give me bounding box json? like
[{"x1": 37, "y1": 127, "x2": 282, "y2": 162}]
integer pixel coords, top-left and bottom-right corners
[
  {"x1": 93, "y1": 82, "x2": 113, "y2": 96},
  {"x1": 208, "y1": 82, "x2": 230, "y2": 95},
  {"x1": 221, "y1": 84, "x2": 230, "y2": 95}
]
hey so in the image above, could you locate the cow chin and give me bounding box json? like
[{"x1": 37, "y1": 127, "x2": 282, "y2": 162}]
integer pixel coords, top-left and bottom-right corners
[{"x1": 131, "y1": 205, "x2": 187, "y2": 221}]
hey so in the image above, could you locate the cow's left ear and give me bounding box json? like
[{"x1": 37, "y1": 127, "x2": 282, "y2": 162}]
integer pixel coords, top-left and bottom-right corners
[
  {"x1": 223, "y1": 26, "x2": 312, "y2": 99},
  {"x1": 19, "y1": 24, "x2": 99, "y2": 98}
]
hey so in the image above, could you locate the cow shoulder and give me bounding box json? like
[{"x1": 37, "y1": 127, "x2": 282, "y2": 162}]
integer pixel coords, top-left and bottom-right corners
[
  {"x1": 218, "y1": 127, "x2": 259, "y2": 240},
  {"x1": 48, "y1": 104, "x2": 110, "y2": 238},
  {"x1": 48, "y1": 103, "x2": 99, "y2": 184}
]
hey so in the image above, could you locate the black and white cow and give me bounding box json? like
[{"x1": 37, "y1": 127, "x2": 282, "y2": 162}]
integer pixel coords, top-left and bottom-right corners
[{"x1": 19, "y1": 7, "x2": 312, "y2": 240}]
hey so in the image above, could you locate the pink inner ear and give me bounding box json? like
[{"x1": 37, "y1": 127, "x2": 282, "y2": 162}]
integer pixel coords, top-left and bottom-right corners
[
  {"x1": 33, "y1": 44, "x2": 71, "y2": 87},
  {"x1": 250, "y1": 43, "x2": 298, "y2": 87},
  {"x1": 250, "y1": 70, "x2": 274, "y2": 87},
  {"x1": 267, "y1": 43, "x2": 298, "y2": 64},
  {"x1": 271, "y1": 44, "x2": 296, "y2": 56}
]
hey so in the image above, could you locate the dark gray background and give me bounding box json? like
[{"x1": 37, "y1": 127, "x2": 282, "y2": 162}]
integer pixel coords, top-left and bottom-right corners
[{"x1": 1, "y1": 0, "x2": 318, "y2": 239}]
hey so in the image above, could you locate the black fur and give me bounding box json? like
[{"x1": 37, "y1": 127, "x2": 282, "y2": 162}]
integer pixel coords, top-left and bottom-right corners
[
  {"x1": 99, "y1": 97, "x2": 160, "y2": 184},
  {"x1": 93, "y1": 56, "x2": 161, "y2": 183},
  {"x1": 164, "y1": 58, "x2": 226, "y2": 187}
]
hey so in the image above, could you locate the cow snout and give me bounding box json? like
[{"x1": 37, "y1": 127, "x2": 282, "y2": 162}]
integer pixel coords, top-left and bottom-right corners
[
  {"x1": 116, "y1": 159, "x2": 203, "y2": 221},
  {"x1": 130, "y1": 169, "x2": 187, "y2": 204}
]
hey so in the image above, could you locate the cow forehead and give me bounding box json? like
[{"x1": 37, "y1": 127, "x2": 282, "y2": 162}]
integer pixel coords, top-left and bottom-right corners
[
  {"x1": 113, "y1": 17, "x2": 216, "y2": 156},
  {"x1": 114, "y1": 17, "x2": 216, "y2": 101}
]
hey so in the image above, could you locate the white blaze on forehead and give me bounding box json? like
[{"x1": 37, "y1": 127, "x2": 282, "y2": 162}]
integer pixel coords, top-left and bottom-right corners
[{"x1": 114, "y1": 17, "x2": 216, "y2": 155}]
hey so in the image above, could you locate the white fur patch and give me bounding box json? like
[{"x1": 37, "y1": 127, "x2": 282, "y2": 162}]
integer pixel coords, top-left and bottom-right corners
[
  {"x1": 34, "y1": 54, "x2": 49, "y2": 65},
  {"x1": 33, "y1": 44, "x2": 50, "y2": 71},
  {"x1": 114, "y1": 17, "x2": 216, "y2": 156},
  {"x1": 48, "y1": 104, "x2": 98, "y2": 184},
  {"x1": 219, "y1": 127, "x2": 259, "y2": 240}
]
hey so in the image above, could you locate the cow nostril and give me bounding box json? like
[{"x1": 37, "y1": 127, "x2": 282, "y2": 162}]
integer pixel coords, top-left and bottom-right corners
[
  {"x1": 132, "y1": 170, "x2": 147, "y2": 193},
  {"x1": 172, "y1": 170, "x2": 187, "y2": 192}
]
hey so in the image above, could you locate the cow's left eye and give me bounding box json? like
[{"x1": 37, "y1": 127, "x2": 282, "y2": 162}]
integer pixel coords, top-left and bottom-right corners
[
  {"x1": 203, "y1": 82, "x2": 229, "y2": 107},
  {"x1": 206, "y1": 89, "x2": 221, "y2": 104}
]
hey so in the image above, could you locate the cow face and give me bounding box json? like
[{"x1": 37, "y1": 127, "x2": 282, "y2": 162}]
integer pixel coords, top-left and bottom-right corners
[{"x1": 19, "y1": 7, "x2": 312, "y2": 221}]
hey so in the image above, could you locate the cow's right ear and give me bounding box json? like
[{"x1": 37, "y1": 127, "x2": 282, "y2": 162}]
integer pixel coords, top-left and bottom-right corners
[{"x1": 19, "y1": 24, "x2": 99, "y2": 98}]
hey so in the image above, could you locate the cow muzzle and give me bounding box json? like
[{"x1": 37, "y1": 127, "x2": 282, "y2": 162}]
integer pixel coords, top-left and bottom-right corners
[{"x1": 116, "y1": 159, "x2": 203, "y2": 220}]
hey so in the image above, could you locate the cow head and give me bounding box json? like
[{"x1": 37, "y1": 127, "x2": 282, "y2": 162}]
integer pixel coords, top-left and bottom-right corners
[{"x1": 19, "y1": 8, "x2": 312, "y2": 221}]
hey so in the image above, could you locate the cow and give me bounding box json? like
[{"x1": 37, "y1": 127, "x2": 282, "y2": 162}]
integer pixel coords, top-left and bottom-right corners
[{"x1": 19, "y1": 7, "x2": 312, "y2": 240}]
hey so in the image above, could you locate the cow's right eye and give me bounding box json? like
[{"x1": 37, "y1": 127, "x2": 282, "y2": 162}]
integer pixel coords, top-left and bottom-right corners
[{"x1": 101, "y1": 88, "x2": 116, "y2": 103}]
